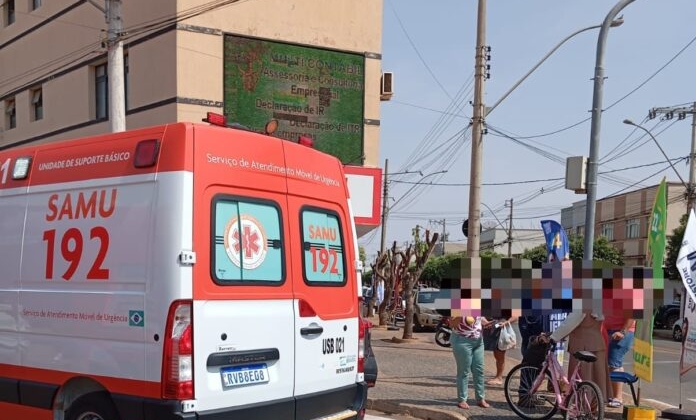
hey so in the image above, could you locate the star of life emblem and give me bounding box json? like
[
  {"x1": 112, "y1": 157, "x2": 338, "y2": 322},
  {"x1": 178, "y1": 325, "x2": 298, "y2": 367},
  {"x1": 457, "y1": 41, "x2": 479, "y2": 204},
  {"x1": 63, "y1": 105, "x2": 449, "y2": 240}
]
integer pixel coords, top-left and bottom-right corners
[{"x1": 223, "y1": 215, "x2": 267, "y2": 269}]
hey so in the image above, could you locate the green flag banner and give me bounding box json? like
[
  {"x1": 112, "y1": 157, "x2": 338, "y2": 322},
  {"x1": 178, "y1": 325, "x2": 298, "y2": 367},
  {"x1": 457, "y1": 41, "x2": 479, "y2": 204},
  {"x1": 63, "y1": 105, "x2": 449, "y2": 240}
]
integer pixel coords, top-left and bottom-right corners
[{"x1": 634, "y1": 178, "x2": 666, "y2": 382}]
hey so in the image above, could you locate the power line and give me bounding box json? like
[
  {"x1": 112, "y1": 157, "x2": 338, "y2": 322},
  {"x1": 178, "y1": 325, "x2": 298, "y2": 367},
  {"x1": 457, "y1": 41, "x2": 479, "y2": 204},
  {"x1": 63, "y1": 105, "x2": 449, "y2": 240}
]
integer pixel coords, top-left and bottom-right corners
[
  {"x1": 488, "y1": 30, "x2": 696, "y2": 140},
  {"x1": 388, "y1": 157, "x2": 687, "y2": 186}
]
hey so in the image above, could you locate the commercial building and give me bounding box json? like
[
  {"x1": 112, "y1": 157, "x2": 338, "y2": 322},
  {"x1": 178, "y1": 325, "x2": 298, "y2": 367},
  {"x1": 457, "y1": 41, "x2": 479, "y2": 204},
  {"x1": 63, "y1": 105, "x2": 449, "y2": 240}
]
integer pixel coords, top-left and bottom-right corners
[
  {"x1": 0, "y1": 0, "x2": 384, "y2": 234},
  {"x1": 561, "y1": 181, "x2": 686, "y2": 267}
]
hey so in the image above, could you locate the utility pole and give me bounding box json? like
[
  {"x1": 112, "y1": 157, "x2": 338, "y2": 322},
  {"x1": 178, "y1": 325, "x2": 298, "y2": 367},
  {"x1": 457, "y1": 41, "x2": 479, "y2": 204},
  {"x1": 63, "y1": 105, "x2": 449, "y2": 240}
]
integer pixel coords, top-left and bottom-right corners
[
  {"x1": 441, "y1": 218, "x2": 446, "y2": 255},
  {"x1": 506, "y1": 198, "x2": 513, "y2": 257},
  {"x1": 429, "y1": 219, "x2": 447, "y2": 255},
  {"x1": 379, "y1": 159, "x2": 389, "y2": 256},
  {"x1": 466, "y1": 0, "x2": 488, "y2": 258},
  {"x1": 648, "y1": 102, "x2": 696, "y2": 210},
  {"x1": 106, "y1": 0, "x2": 126, "y2": 132}
]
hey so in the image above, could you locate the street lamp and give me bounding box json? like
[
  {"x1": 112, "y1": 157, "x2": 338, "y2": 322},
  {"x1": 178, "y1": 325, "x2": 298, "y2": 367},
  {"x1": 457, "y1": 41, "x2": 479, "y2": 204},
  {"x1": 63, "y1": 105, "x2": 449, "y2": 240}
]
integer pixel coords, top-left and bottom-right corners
[
  {"x1": 467, "y1": 16, "x2": 625, "y2": 259},
  {"x1": 380, "y1": 169, "x2": 448, "y2": 255},
  {"x1": 486, "y1": 17, "x2": 624, "y2": 117},
  {"x1": 390, "y1": 170, "x2": 448, "y2": 210},
  {"x1": 583, "y1": 0, "x2": 637, "y2": 260},
  {"x1": 623, "y1": 119, "x2": 687, "y2": 187}
]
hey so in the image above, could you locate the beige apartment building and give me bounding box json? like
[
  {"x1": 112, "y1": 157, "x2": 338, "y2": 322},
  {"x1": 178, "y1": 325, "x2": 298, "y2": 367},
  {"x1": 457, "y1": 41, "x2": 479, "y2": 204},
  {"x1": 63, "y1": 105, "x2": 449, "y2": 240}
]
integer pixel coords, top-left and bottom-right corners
[
  {"x1": 0, "y1": 0, "x2": 384, "y2": 169},
  {"x1": 561, "y1": 181, "x2": 687, "y2": 267}
]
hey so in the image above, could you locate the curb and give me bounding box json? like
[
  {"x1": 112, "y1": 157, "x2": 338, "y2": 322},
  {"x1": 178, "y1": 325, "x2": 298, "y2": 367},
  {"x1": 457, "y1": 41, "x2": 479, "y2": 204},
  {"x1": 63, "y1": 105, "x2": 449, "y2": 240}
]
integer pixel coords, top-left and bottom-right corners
[{"x1": 368, "y1": 398, "x2": 467, "y2": 420}]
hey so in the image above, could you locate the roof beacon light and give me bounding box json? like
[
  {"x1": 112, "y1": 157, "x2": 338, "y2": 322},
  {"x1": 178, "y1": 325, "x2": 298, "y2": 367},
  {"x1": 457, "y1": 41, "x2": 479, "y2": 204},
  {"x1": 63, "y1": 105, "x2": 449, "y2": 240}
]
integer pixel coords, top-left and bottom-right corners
[
  {"x1": 298, "y1": 135, "x2": 314, "y2": 148},
  {"x1": 203, "y1": 112, "x2": 227, "y2": 127},
  {"x1": 12, "y1": 157, "x2": 31, "y2": 180}
]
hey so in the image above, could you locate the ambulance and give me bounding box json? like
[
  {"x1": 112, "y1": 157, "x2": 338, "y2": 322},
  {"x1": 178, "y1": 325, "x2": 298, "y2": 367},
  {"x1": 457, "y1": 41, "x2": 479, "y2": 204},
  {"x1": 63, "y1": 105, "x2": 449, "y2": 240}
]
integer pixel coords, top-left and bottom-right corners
[{"x1": 0, "y1": 114, "x2": 369, "y2": 420}]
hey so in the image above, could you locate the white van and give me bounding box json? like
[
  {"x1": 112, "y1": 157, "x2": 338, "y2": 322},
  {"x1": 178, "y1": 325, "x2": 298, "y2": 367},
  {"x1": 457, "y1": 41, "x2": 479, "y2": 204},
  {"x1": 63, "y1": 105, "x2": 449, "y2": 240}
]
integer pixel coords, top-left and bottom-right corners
[{"x1": 0, "y1": 117, "x2": 369, "y2": 420}]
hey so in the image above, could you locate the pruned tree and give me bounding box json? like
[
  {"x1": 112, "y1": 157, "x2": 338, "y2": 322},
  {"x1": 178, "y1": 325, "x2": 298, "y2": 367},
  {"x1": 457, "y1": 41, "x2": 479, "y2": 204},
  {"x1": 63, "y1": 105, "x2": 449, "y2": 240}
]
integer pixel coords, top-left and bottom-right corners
[
  {"x1": 399, "y1": 226, "x2": 439, "y2": 339},
  {"x1": 371, "y1": 246, "x2": 394, "y2": 326}
]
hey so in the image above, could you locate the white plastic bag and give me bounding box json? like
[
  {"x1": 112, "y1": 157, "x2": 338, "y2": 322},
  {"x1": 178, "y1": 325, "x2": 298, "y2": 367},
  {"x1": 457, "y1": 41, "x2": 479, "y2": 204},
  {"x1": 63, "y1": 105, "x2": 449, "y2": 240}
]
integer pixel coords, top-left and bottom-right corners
[{"x1": 498, "y1": 323, "x2": 517, "y2": 351}]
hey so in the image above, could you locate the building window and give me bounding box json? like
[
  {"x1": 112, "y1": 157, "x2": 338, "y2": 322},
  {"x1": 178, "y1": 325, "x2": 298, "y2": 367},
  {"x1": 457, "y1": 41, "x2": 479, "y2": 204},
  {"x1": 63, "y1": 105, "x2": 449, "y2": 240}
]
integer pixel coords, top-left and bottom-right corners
[
  {"x1": 95, "y1": 63, "x2": 108, "y2": 119},
  {"x1": 5, "y1": 99, "x2": 16, "y2": 129},
  {"x1": 32, "y1": 88, "x2": 43, "y2": 121},
  {"x1": 626, "y1": 218, "x2": 640, "y2": 239},
  {"x1": 600, "y1": 223, "x2": 614, "y2": 241},
  {"x1": 6, "y1": 0, "x2": 15, "y2": 25},
  {"x1": 31, "y1": 0, "x2": 41, "y2": 10},
  {"x1": 95, "y1": 57, "x2": 129, "y2": 119}
]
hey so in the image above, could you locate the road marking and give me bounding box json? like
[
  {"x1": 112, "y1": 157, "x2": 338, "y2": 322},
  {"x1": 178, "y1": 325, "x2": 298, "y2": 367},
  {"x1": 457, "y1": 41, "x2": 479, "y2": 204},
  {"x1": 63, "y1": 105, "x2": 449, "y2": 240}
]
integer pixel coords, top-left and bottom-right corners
[
  {"x1": 690, "y1": 399, "x2": 696, "y2": 403},
  {"x1": 641, "y1": 398, "x2": 677, "y2": 410},
  {"x1": 652, "y1": 360, "x2": 679, "y2": 364}
]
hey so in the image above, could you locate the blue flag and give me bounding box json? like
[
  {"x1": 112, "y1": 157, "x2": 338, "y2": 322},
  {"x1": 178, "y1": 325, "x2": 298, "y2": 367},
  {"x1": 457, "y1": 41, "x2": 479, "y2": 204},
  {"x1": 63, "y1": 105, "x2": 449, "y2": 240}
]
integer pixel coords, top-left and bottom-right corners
[{"x1": 540, "y1": 220, "x2": 570, "y2": 262}]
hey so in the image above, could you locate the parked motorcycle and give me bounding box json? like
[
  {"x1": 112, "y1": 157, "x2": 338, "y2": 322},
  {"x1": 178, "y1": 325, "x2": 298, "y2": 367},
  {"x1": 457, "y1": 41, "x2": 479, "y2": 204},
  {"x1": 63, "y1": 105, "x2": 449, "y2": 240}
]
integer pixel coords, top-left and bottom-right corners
[{"x1": 434, "y1": 316, "x2": 452, "y2": 347}]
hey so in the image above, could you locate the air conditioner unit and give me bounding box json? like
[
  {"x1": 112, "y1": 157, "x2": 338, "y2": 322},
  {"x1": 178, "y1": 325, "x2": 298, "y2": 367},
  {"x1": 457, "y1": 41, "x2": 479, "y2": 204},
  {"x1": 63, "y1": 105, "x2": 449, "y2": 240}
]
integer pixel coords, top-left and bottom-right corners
[{"x1": 380, "y1": 72, "x2": 394, "y2": 100}]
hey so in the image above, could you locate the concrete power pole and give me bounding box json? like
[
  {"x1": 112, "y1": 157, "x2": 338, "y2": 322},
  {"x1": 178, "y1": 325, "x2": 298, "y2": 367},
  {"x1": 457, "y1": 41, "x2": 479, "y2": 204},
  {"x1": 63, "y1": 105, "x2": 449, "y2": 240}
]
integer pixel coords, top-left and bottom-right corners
[
  {"x1": 379, "y1": 159, "x2": 389, "y2": 256},
  {"x1": 429, "y1": 219, "x2": 447, "y2": 255},
  {"x1": 648, "y1": 102, "x2": 696, "y2": 210},
  {"x1": 506, "y1": 198, "x2": 513, "y2": 257},
  {"x1": 466, "y1": 0, "x2": 488, "y2": 258},
  {"x1": 106, "y1": 0, "x2": 126, "y2": 132}
]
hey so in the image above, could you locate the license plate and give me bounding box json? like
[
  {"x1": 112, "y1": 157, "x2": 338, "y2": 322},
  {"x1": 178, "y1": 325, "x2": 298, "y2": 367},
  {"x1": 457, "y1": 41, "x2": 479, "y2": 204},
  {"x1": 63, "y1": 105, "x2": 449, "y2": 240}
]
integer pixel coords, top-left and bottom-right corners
[{"x1": 220, "y1": 363, "x2": 269, "y2": 388}]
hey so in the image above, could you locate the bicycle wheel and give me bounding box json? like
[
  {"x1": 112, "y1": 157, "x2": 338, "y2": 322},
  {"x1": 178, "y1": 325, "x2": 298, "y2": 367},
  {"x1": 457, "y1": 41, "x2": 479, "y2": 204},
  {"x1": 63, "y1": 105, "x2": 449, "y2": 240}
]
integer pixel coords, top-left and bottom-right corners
[
  {"x1": 562, "y1": 380, "x2": 604, "y2": 420},
  {"x1": 504, "y1": 364, "x2": 559, "y2": 420}
]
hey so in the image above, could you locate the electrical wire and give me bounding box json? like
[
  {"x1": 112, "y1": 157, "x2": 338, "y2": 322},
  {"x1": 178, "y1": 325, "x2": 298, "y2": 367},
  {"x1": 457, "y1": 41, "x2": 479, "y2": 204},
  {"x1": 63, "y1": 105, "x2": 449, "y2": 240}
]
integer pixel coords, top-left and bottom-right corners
[{"x1": 489, "y1": 31, "x2": 696, "y2": 140}]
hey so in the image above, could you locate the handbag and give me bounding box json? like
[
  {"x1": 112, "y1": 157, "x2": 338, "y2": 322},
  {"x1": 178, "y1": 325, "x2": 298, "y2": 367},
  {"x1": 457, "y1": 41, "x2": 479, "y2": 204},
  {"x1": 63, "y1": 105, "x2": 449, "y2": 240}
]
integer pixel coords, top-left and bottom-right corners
[{"x1": 498, "y1": 323, "x2": 517, "y2": 351}]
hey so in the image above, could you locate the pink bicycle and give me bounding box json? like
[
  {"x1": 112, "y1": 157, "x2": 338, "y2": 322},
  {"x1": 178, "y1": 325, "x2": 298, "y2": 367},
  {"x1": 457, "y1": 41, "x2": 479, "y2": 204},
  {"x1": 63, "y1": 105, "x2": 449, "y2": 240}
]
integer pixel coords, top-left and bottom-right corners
[{"x1": 503, "y1": 333, "x2": 605, "y2": 420}]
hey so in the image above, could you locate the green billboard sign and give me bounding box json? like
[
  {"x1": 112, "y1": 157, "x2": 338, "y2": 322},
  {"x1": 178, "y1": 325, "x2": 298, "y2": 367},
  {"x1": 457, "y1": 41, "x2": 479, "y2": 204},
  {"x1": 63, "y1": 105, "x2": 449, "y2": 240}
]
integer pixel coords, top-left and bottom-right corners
[{"x1": 224, "y1": 35, "x2": 365, "y2": 164}]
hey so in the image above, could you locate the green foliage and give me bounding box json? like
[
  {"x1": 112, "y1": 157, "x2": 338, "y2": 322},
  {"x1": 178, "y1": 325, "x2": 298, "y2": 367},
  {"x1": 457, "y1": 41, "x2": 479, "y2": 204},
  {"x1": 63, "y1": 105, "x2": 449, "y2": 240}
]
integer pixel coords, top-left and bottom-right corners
[
  {"x1": 411, "y1": 225, "x2": 428, "y2": 255},
  {"x1": 480, "y1": 250, "x2": 505, "y2": 258},
  {"x1": 665, "y1": 213, "x2": 688, "y2": 280},
  {"x1": 419, "y1": 253, "x2": 462, "y2": 287},
  {"x1": 358, "y1": 246, "x2": 367, "y2": 268},
  {"x1": 521, "y1": 244, "x2": 548, "y2": 265},
  {"x1": 520, "y1": 235, "x2": 624, "y2": 266}
]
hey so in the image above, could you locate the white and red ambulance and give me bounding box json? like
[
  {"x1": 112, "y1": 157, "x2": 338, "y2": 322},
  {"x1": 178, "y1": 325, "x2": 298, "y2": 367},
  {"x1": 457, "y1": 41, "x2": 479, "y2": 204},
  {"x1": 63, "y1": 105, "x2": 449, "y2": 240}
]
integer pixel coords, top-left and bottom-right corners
[{"x1": 0, "y1": 115, "x2": 369, "y2": 420}]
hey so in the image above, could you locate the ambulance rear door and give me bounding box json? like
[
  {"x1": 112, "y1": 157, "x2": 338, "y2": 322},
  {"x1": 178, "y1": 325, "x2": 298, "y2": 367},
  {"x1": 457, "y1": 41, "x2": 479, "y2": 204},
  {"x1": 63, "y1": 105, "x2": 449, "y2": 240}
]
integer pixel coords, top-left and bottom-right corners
[
  {"x1": 190, "y1": 127, "x2": 297, "y2": 416},
  {"x1": 288, "y1": 195, "x2": 361, "y2": 417}
]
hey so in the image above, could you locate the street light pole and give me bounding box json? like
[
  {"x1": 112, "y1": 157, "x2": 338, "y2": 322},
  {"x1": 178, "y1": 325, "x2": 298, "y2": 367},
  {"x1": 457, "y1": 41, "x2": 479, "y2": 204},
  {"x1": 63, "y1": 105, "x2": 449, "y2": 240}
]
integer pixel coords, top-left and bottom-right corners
[
  {"x1": 583, "y1": 0, "x2": 637, "y2": 261},
  {"x1": 623, "y1": 119, "x2": 688, "y2": 188}
]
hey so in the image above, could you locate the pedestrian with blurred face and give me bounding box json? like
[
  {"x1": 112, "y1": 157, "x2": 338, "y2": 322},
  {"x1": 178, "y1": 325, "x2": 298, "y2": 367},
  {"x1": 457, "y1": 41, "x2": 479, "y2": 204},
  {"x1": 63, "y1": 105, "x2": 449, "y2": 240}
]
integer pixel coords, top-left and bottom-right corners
[{"x1": 451, "y1": 315, "x2": 490, "y2": 409}]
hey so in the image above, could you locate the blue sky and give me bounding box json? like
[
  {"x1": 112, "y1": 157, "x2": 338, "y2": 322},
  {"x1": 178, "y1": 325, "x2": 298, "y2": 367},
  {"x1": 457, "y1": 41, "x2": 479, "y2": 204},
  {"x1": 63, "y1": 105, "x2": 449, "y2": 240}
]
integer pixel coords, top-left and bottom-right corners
[{"x1": 359, "y1": 0, "x2": 696, "y2": 259}]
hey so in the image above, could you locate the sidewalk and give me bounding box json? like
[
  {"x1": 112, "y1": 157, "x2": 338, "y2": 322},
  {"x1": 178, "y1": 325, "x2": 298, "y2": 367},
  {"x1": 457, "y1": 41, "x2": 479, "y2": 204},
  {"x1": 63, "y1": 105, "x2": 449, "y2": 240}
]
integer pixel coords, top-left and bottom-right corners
[{"x1": 365, "y1": 321, "x2": 665, "y2": 420}]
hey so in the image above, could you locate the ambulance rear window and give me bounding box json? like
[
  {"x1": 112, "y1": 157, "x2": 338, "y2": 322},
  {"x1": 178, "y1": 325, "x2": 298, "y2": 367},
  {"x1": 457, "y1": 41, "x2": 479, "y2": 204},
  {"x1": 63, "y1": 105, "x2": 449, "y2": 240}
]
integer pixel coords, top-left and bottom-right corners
[
  {"x1": 300, "y1": 208, "x2": 346, "y2": 285},
  {"x1": 212, "y1": 196, "x2": 284, "y2": 284}
]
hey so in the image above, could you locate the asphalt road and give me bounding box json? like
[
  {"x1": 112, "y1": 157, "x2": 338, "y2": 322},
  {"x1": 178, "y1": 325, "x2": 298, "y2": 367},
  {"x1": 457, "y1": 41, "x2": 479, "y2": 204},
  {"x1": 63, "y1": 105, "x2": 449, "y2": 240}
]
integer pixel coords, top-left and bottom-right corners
[
  {"x1": 494, "y1": 324, "x2": 695, "y2": 411},
  {"x1": 377, "y1": 322, "x2": 695, "y2": 413}
]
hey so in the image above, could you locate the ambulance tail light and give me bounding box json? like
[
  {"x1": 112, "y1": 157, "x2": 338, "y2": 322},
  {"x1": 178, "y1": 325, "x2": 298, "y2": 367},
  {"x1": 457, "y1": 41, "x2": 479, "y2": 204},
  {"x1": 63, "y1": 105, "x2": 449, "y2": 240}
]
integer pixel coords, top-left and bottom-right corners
[
  {"x1": 162, "y1": 300, "x2": 193, "y2": 400},
  {"x1": 134, "y1": 139, "x2": 160, "y2": 168},
  {"x1": 202, "y1": 112, "x2": 227, "y2": 127},
  {"x1": 358, "y1": 314, "x2": 367, "y2": 375}
]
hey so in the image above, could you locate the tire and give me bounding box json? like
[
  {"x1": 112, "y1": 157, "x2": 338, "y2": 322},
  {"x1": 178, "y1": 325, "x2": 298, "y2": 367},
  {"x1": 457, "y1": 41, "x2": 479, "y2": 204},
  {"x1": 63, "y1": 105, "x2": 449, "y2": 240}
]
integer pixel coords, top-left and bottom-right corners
[
  {"x1": 66, "y1": 393, "x2": 120, "y2": 420},
  {"x1": 674, "y1": 325, "x2": 683, "y2": 342},
  {"x1": 504, "y1": 364, "x2": 558, "y2": 420},
  {"x1": 413, "y1": 314, "x2": 424, "y2": 332},
  {"x1": 667, "y1": 313, "x2": 679, "y2": 330},
  {"x1": 434, "y1": 329, "x2": 451, "y2": 347},
  {"x1": 563, "y1": 380, "x2": 604, "y2": 420}
]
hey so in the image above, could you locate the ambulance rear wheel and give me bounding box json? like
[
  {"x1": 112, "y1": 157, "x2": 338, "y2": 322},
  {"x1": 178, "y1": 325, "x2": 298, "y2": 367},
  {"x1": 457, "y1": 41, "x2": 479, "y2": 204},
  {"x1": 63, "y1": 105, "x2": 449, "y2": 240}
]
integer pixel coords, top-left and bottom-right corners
[{"x1": 66, "y1": 392, "x2": 120, "y2": 420}]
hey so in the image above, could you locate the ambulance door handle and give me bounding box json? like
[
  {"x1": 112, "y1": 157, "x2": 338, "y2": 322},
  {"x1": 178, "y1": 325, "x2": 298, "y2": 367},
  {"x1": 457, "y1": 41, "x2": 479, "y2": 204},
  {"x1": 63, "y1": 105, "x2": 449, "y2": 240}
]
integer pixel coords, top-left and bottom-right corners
[{"x1": 300, "y1": 326, "x2": 323, "y2": 336}]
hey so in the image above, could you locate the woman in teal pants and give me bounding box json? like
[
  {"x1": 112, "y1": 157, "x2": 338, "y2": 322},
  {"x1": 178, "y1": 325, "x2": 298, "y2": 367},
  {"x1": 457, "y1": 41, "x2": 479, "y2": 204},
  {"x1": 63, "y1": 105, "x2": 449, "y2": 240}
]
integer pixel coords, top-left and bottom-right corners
[{"x1": 451, "y1": 316, "x2": 491, "y2": 409}]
